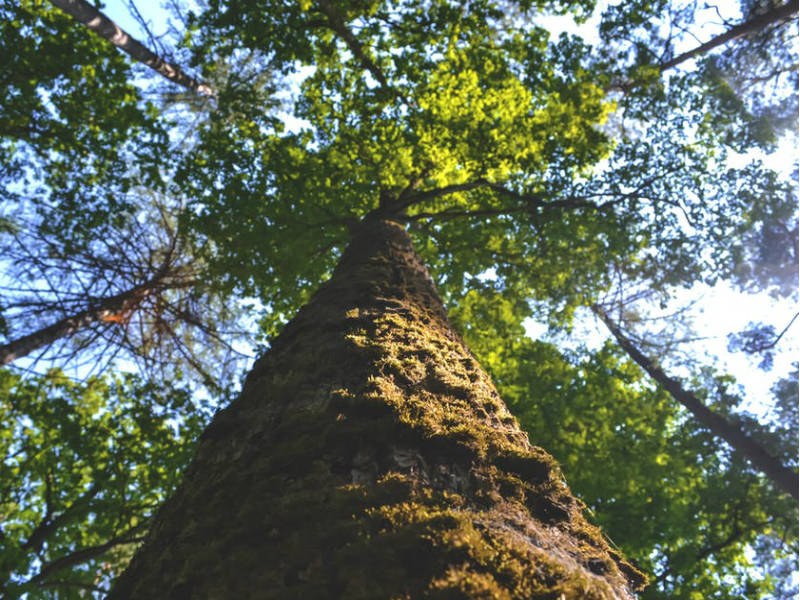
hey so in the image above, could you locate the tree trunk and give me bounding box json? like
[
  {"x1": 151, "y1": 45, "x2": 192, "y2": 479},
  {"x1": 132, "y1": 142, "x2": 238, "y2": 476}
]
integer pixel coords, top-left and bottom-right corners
[
  {"x1": 47, "y1": 0, "x2": 214, "y2": 97},
  {"x1": 659, "y1": 0, "x2": 798, "y2": 72},
  {"x1": 592, "y1": 304, "x2": 799, "y2": 501},
  {"x1": 109, "y1": 217, "x2": 645, "y2": 599},
  {"x1": 0, "y1": 285, "x2": 151, "y2": 366}
]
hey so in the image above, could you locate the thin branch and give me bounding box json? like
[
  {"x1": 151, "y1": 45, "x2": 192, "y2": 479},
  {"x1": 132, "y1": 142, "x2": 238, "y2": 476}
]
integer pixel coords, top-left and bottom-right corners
[
  {"x1": 37, "y1": 579, "x2": 107, "y2": 593},
  {"x1": 315, "y1": 0, "x2": 388, "y2": 88},
  {"x1": 313, "y1": 0, "x2": 412, "y2": 105},
  {"x1": 654, "y1": 519, "x2": 769, "y2": 585},
  {"x1": 29, "y1": 531, "x2": 147, "y2": 586},
  {"x1": 125, "y1": 0, "x2": 164, "y2": 57},
  {"x1": 23, "y1": 483, "x2": 102, "y2": 553},
  {"x1": 753, "y1": 313, "x2": 799, "y2": 352}
]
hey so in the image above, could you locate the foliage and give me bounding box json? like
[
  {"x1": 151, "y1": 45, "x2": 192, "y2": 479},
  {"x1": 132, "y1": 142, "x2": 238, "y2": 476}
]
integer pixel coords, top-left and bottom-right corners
[
  {"x1": 177, "y1": 11, "x2": 621, "y2": 332},
  {"x1": 0, "y1": 0, "x2": 167, "y2": 240},
  {"x1": 0, "y1": 368, "x2": 206, "y2": 599},
  {"x1": 450, "y1": 286, "x2": 798, "y2": 600},
  {"x1": 174, "y1": 0, "x2": 797, "y2": 337}
]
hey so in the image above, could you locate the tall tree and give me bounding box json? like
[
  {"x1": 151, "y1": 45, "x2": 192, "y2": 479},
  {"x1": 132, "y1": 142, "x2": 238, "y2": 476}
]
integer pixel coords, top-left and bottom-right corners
[
  {"x1": 592, "y1": 303, "x2": 798, "y2": 499},
  {"x1": 109, "y1": 216, "x2": 646, "y2": 598}
]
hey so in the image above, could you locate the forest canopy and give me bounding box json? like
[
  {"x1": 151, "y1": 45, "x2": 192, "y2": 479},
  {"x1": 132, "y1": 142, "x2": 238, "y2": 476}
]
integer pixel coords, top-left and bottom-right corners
[{"x1": 0, "y1": 0, "x2": 797, "y2": 598}]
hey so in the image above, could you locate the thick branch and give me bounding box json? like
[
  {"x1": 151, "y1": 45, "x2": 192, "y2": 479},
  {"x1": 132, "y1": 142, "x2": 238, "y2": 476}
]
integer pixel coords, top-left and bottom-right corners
[
  {"x1": 398, "y1": 180, "x2": 493, "y2": 211},
  {"x1": 659, "y1": 0, "x2": 798, "y2": 72},
  {"x1": 482, "y1": 181, "x2": 601, "y2": 210},
  {"x1": 48, "y1": 0, "x2": 214, "y2": 96},
  {"x1": 397, "y1": 179, "x2": 603, "y2": 221},
  {"x1": 593, "y1": 304, "x2": 799, "y2": 501}
]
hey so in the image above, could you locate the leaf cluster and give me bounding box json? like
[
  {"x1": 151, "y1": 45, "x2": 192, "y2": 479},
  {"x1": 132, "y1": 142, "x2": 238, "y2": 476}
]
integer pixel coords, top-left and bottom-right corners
[
  {"x1": 0, "y1": 1, "x2": 168, "y2": 239},
  {"x1": 0, "y1": 368, "x2": 205, "y2": 599}
]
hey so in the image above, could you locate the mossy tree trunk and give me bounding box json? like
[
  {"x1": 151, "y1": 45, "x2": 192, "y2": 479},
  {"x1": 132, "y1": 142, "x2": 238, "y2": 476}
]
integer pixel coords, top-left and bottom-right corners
[{"x1": 109, "y1": 217, "x2": 646, "y2": 599}]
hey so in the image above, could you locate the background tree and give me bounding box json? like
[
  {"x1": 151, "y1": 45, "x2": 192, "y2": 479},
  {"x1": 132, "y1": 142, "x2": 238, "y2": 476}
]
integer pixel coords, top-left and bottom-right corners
[
  {"x1": 0, "y1": 192, "x2": 252, "y2": 392},
  {"x1": 592, "y1": 302, "x2": 797, "y2": 499},
  {"x1": 47, "y1": 0, "x2": 214, "y2": 96},
  {"x1": 600, "y1": 0, "x2": 799, "y2": 148}
]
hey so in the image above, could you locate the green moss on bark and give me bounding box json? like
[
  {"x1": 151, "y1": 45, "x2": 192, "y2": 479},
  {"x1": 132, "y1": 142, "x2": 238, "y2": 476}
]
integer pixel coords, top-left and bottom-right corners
[{"x1": 109, "y1": 218, "x2": 646, "y2": 599}]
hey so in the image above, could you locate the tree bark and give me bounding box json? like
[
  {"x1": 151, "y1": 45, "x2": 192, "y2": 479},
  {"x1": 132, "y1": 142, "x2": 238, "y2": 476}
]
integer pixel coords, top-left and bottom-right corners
[
  {"x1": 109, "y1": 217, "x2": 646, "y2": 599},
  {"x1": 592, "y1": 304, "x2": 799, "y2": 501},
  {"x1": 0, "y1": 284, "x2": 152, "y2": 366},
  {"x1": 659, "y1": 0, "x2": 798, "y2": 72},
  {"x1": 47, "y1": 0, "x2": 214, "y2": 97}
]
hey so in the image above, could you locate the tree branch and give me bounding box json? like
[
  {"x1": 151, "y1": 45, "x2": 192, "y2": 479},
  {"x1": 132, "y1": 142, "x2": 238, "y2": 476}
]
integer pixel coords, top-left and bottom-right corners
[
  {"x1": 659, "y1": 0, "x2": 798, "y2": 72},
  {"x1": 23, "y1": 482, "x2": 103, "y2": 554},
  {"x1": 313, "y1": 0, "x2": 414, "y2": 105},
  {"x1": 593, "y1": 304, "x2": 799, "y2": 501},
  {"x1": 47, "y1": 0, "x2": 214, "y2": 96},
  {"x1": 29, "y1": 530, "x2": 146, "y2": 586},
  {"x1": 396, "y1": 178, "x2": 604, "y2": 222},
  {"x1": 753, "y1": 313, "x2": 798, "y2": 352},
  {"x1": 315, "y1": 0, "x2": 389, "y2": 89}
]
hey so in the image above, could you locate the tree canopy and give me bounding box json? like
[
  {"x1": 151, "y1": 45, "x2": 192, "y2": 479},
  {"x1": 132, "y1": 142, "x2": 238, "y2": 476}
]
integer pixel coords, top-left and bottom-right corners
[{"x1": 0, "y1": 0, "x2": 797, "y2": 597}]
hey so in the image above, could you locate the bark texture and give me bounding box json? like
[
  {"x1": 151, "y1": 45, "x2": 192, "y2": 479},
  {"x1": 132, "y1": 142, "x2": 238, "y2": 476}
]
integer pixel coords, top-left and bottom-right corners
[
  {"x1": 109, "y1": 218, "x2": 645, "y2": 599},
  {"x1": 593, "y1": 305, "x2": 799, "y2": 501}
]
